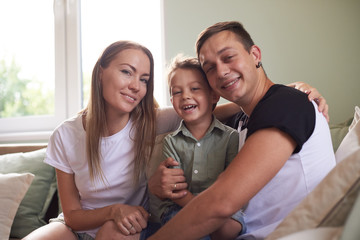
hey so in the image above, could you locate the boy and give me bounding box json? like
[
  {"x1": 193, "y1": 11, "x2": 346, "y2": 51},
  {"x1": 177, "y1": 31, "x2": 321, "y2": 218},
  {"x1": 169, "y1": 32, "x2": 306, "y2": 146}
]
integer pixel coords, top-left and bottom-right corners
[{"x1": 159, "y1": 55, "x2": 245, "y2": 240}]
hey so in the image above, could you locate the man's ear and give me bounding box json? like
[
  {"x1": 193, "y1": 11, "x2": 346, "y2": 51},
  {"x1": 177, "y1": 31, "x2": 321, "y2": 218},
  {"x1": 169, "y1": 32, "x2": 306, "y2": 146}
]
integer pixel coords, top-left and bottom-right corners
[{"x1": 250, "y1": 45, "x2": 262, "y2": 64}]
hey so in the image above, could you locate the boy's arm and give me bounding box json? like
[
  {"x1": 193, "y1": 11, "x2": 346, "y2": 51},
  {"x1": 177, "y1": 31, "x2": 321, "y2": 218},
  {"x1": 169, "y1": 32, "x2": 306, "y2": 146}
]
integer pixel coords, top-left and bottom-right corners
[{"x1": 172, "y1": 190, "x2": 195, "y2": 207}]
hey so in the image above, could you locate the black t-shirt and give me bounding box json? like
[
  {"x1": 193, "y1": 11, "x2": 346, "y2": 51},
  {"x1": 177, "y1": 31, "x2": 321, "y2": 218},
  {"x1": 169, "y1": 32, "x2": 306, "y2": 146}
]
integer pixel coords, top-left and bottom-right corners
[{"x1": 226, "y1": 84, "x2": 315, "y2": 153}]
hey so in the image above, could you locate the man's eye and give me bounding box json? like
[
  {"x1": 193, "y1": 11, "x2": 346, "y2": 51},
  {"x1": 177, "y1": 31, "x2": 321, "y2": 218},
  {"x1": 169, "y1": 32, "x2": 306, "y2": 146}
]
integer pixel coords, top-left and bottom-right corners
[
  {"x1": 224, "y1": 55, "x2": 233, "y2": 62},
  {"x1": 191, "y1": 87, "x2": 200, "y2": 91},
  {"x1": 172, "y1": 91, "x2": 181, "y2": 95},
  {"x1": 224, "y1": 54, "x2": 236, "y2": 63},
  {"x1": 206, "y1": 66, "x2": 215, "y2": 74}
]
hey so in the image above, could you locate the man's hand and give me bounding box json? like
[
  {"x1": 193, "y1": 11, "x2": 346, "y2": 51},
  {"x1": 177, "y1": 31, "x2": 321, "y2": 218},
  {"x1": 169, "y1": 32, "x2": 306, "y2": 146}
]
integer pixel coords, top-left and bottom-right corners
[{"x1": 148, "y1": 157, "x2": 188, "y2": 200}]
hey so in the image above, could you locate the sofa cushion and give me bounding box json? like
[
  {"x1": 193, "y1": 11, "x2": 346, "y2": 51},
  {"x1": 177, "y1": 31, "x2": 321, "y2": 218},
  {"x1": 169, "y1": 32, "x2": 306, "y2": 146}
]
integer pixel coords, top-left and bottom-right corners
[
  {"x1": 0, "y1": 173, "x2": 34, "y2": 240},
  {"x1": 0, "y1": 148, "x2": 57, "y2": 238},
  {"x1": 335, "y1": 106, "x2": 360, "y2": 163},
  {"x1": 277, "y1": 227, "x2": 343, "y2": 240},
  {"x1": 266, "y1": 106, "x2": 360, "y2": 240},
  {"x1": 339, "y1": 190, "x2": 360, "y2": 240},
  {"x1": 329, "y1": 117, "x2": 353, "y2": 152}
]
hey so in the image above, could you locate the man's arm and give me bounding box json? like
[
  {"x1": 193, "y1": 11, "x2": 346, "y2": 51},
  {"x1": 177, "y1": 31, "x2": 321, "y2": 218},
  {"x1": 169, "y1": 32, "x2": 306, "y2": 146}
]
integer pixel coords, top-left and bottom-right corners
[
  {"x1": 148, "y1": 128, "x2": 296, "y2": 240},
  {"x1": 148, "y1": 158, "x2": 188, "y2": 200}
]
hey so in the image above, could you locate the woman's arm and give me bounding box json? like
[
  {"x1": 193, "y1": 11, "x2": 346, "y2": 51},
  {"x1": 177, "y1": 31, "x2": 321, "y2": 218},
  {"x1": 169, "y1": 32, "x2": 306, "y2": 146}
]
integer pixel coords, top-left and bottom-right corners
[
  {"x1": 148, "y1": 128, "x2": 296, "y2": 240},
  {"x1": 57, "y1": 170, "x2": 149, "y2": 236}
]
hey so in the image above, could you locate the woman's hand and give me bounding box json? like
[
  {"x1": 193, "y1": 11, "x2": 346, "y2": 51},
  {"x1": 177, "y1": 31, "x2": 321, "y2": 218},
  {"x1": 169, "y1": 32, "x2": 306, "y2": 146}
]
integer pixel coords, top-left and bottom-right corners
[
  {"x1": 148, "y1": 157, "x2": 188, "y2": 200},
  {"x1": 96, "y1": 220, "x2": 141, "y2": 240},
  {"x1": 288, "y1": 81, "x2": 329, "y2": 122},
  {"x1": 111, "y1": 204, "x2": 149, "y2": 236}
]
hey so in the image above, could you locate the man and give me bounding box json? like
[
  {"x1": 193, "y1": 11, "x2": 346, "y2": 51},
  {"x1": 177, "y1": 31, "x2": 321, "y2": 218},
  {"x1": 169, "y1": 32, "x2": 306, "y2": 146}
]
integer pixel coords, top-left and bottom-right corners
[{"x1": 148, "y1": 21, "x2": 335, "y2": 239}]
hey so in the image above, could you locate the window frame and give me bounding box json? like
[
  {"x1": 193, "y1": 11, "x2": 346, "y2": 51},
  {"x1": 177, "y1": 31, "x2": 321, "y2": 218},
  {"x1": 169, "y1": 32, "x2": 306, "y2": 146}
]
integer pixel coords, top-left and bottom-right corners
[
  {"x1": 0, "y1": 0, "x2": 166, "y2": 144},
  {"x1": 0, "y1": 0, "x2": 82, "y2": 143}
]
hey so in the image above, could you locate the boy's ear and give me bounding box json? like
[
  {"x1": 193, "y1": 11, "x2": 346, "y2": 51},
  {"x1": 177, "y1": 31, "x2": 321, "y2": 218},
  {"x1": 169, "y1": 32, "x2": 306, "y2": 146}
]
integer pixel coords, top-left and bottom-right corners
[{"x1": 212, "y1": 91, "x2": 220, "y2": 104}]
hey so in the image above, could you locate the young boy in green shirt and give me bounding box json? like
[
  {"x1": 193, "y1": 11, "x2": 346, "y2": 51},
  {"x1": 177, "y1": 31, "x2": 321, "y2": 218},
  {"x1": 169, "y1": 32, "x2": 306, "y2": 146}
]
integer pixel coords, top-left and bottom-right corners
[{"x1": 159, "y1": 55, "x2": 245, "y2": 240}]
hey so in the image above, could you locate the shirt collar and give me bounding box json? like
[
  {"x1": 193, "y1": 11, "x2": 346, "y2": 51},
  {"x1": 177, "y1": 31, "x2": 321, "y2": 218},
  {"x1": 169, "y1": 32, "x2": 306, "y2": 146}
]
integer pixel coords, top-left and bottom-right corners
[{"x1": 171, "y1": 115, "x2": 226, "y2": 139}]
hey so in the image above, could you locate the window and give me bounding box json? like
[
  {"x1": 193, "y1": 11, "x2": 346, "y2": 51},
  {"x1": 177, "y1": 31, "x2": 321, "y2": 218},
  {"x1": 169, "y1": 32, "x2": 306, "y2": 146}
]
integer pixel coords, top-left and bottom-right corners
[
  {"x1": 81, "y1": 0, "x2": 166, "y2": 108},
  {"x1": 0, "y1": 0, "x2": 60, "y2": 142},
  {"x1": 0, "y1": 0, "x2": 164, "y2": 143}
]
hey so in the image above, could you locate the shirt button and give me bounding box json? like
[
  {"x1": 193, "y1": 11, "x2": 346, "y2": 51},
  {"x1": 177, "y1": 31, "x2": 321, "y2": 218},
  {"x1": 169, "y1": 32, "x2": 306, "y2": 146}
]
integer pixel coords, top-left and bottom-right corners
[
  {"x1": 194, "y1": 170, "x2": 198, "y2": 174},
  {"x1": 197, "y1": 142, "x2": 201, "y2": 147}
]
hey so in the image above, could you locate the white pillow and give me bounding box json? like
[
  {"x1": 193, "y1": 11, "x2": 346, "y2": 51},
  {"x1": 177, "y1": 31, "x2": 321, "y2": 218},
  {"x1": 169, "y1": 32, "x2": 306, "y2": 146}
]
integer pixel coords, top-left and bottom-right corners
[
  {"x1": 335, "y1": 106, "x2": 360, "y2": 163},
  {"x1": 266, "y1": 106, "x2": 360, "y2": 240},
  {"x1": 0, "y1": 173, "x2": 34, "y2": 239}
]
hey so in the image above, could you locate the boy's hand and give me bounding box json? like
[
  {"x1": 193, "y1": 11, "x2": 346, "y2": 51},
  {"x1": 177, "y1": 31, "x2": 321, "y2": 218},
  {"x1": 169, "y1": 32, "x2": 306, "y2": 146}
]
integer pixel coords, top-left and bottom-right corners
[{"x1": 148, "y1": 157, "x2": 188, "y2": 200}]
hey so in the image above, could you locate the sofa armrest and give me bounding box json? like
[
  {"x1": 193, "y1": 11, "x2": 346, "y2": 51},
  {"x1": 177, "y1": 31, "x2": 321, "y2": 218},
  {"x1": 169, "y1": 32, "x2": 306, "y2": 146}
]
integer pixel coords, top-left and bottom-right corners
[{"x1": 0, "y1": 144, "x2": 47, "y2": 155}]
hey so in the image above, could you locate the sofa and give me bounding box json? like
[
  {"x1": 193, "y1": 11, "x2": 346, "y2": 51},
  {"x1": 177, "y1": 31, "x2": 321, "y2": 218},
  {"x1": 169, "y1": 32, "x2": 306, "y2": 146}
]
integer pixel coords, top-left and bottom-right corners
[
  {"x1": 0, "y1": 145, "x2": 59, "y2": 240},
  {"x1": 0, "y1": 106, "x2": 359, "y2": 240}
]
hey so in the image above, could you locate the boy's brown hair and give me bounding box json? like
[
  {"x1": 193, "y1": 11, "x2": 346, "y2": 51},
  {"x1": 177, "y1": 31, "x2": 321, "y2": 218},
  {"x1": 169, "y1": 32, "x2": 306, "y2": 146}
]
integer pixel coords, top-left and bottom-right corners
[{"x1": 166, "y1": 54, "x2": 217, "y2": 110}]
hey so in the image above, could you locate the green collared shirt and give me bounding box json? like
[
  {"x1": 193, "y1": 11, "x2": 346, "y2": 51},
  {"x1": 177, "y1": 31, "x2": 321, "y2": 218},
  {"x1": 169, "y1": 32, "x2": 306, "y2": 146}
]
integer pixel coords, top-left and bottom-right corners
[{"x1": 162, "y1": 115, "x2": 239, "y2": 194}]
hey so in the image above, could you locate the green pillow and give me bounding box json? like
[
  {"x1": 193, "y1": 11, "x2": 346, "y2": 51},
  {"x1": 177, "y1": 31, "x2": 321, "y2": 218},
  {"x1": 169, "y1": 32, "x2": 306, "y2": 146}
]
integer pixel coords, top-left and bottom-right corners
[
  {"x1": 0, "y1": 148, "x2": 57, "y2": 238},
  {"x1": 329, "y1": 118, "x2": 353, "y2": 152}
]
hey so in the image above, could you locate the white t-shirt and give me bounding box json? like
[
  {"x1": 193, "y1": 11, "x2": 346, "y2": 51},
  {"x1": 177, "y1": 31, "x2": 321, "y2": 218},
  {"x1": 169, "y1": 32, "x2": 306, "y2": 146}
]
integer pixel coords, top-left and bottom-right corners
[
  {"x1": 236, "y1": 87, "x2": 336, "y2": 239},
  {"x1": 45, "y1": 115, "x2": 148, "y2": 237}
]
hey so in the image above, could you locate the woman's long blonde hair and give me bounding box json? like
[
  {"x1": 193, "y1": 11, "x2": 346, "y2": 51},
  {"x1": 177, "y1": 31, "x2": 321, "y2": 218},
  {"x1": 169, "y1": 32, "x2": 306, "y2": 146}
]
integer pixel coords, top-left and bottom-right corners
[{"x1": 81, "y1": 40, "x2": 157, "y2": 185}]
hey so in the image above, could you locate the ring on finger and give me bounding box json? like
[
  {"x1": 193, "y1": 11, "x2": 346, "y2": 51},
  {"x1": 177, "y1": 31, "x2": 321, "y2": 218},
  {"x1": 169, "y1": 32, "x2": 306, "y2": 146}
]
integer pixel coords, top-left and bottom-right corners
[{"x1": 174, "y1": 183, "x2": 177, "y2": 190}]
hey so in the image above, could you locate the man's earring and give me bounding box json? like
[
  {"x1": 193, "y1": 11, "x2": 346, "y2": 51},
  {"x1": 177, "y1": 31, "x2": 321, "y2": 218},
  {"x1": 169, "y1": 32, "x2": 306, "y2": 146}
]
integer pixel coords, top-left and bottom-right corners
[{"x1": 256, "y1": 62, "x2": 262, "y2": 68}]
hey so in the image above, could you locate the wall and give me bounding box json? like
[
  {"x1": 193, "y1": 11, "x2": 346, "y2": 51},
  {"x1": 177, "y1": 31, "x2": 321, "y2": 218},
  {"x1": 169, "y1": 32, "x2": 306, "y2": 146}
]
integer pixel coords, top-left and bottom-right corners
[{"x1": 162, "y1": 0, "x2": 360, "y2": 124}]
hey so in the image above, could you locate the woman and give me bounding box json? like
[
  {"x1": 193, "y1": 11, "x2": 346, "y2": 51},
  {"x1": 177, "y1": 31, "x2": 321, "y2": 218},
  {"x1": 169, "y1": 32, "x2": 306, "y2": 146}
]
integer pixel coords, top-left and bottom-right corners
[{"x1": 24, "y1": 41, "x2": 157, "y2": 240}]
